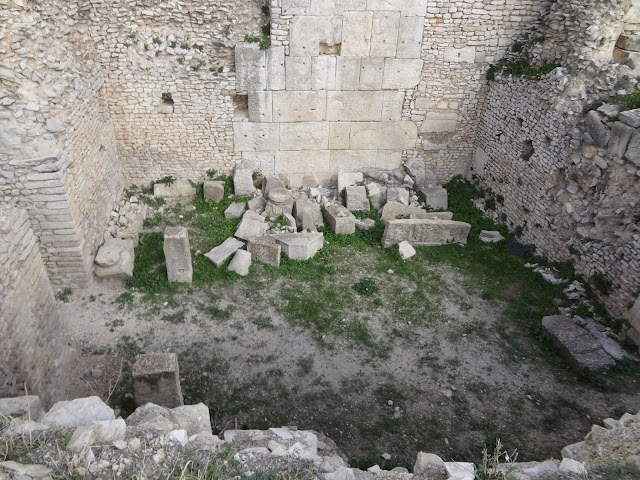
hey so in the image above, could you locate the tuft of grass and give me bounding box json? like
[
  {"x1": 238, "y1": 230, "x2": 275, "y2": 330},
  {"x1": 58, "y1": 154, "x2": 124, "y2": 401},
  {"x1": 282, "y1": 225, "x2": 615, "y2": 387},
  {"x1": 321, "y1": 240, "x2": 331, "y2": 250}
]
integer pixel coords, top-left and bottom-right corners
[
  {"x1": 55, "y1": 287, "x2": 73, "y2": 303},
  {"x1": 352, "y1": 277, "x2": 379, "y2": 297}
]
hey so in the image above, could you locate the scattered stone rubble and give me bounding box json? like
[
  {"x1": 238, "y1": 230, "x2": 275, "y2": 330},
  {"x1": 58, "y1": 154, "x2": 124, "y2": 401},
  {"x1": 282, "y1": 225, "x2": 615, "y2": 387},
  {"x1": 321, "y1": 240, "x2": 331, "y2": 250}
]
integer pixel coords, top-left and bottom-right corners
[{"x1": 1, "y1": 394, "x2": 639, "y2": 480}]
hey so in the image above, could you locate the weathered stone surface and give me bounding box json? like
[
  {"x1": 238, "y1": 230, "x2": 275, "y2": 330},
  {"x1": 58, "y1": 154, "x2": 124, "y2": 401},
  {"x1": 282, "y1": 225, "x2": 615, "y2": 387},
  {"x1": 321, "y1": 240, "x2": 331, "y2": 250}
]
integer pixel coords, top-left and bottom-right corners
[
  {"x1": 335, "y1": 57, "x2": 361, "y2": 90},
  {"x1": 0, "y1": 396, "x2": 41, "y2": 420},
  {"x1": 370, "y1": 12, "x2": 400, "y2": 57},
  {"x1": 205, "y1": 237, "x2": 245, "y2": 267},
  {"x1": 324, "y1": 205, "x2": 356, "y2": 234},
  {"x1": 345, "y1": 186, "x2": 370, "y2": 211},
  {"x1": 266, "y1": 46, "x2": 286, "y2": 91},
  {"x1": 203, "y1": 181, "x2": 225, "y2": 203},
  {"x1": 342, "y1": 11, "x2": 373, "y2": 56},
  {"x1": 404, "y1": 157, "x2": 437, "y2": 189},
  {"x1": 94, "y1": 238, "x2": 134, "y2": 279},
  {"x1": 234, "y1": 169, "x2": 256, "y2": 196},
  {"x1": 248, "y1": 236, "x2": 281, "y2": 267},
  {"x1": 542, "y1": 316, "x2": 615, "y2": 372},
  {"x1": 280, "y1": 122, "x2": 329, "y2": 150},
  {"x1": 382, "y1": 59, "x2": 423, "y2": 89},
  {"x1": 386, "y1": 187, "x2": 409, "y2": 205},
  {"x1": 153, "y1": 179, "x2": 196, "y2": 199},
  {"x1": 629, "y1": 296, "x2": 640, "y2": 332},
  {"x1": 381, "y1": 219, "x2": 471, "y2": 247},
  {"x1": 275, "y1": 150, "x2": 332, "y2": 175},
  {"x1": 380, "y1": 202, "x2": 453, "y2": 222},
  {"x1": 265, "y1": 198, "x2": 295, "y2": 217},
  {"x1": 0, "y1": 461, "x2": 52, "y2": 479},
  {"x1": 294, "y1": 198, "x2": 323, "y2": 230},
  {"x1": 624, "y1": 131, "x2": 640, "y2": 166},
  {"x1": 349, "y1": 122, "x2": 418, "y2": 150},
  {"x1": 607, "y1": 121, "x2": 634, "y2": 159},
  {"x1": 398, "y1": 241, "x2": 416, "y2": 260},
  {"x1": 444, "y1": 46, "x2": 475, "y2": 63},
  {"x1": 312, "y1": 56, "x2": 337, "y2": 90},
  {"x1": 235, "y1": 42, "x2": 266, "y2": 92},
  {"x1": 619, "y1": 108, "x2": 640, "y2": 128},
  {"x1": 327, "y1": 91, "x2": 383, "y2": 122},
  {"x1": 479, "y1": 230, "x2": 505, "y2": 243},
  {"x1": 414, "y1": 452, "x2": 445, "y2": 474},
  {"x1": 133, "y1": 353, "x2": 184, "y2": 408},
  {"x1": 126, "y1": 402, "x2": 211, "y2": 435},
  {"x1": 263, "y1": 177, "x2": 286, "y2": 200},
  {"x1": 228, "y1": 250, "x2": 252, "y2": 276},
  {"x1": 233, "y1": 123, "x2": 280, "y2": 152},
  {"x1": 420, "y1": 186, "x2": 448, "y2": 209},
  {"x1": 67, "y1": 419, "x2": 126, "y2": 452},
  {"x1": 235, "y1": 214, "x2": 269, "y2": 241},
  {"x1": 585, "y1": 111, "x2": 611, "y2": 148},
  {"x1": 273, "y1": 91, "x2": 327, "y2": 122},
  {"x1": 421, "y1": 112, "x2": 459, "y2": 133},
  {"x1": 41, "y1": 396, "x2": 115, "y2": 428},
  {"x1": 359, "y1": 57, "x2": 384, "y2": 90},
  {"x1": 248, "y1": 90, "x2": 273, "y2": 123},
  {"x1": 225, "y1": 202, "x2": 247, "y2": 219},
  {"x1": 164, "y1": 227, "x2": 192, "y2": 284},
  {"x1": 444, "y1": 462, "x2": 475, "y2": 480},
  {"x1": 338, "y1": 172, "x2": 363, "y2": 194},
  {"x1": 270, "y1": 232, "x2": 324, "y2": 260},
  {"x1": 248, "y1": 196, "x2": 267, "y2": 214},
  {"x1": 397, "y1": 16, "x2": 424, "y2": 59}
]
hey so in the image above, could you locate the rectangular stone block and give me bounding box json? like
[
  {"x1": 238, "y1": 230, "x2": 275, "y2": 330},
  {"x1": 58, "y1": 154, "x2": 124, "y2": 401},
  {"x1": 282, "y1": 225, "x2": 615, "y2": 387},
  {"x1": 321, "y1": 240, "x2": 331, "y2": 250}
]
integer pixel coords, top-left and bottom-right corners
[
  {"x1": 421, "y1": 113, "x2": 459, "y2": 133},
  {"x1": 280, "y1": 122, "x2": 330, "y2": 150},
  {"x1": 366, "y1": 0, "x2": 401, "y2": 10},
  {"x1": 342, "y1": 11, "x2": 373, "y2": 56},
  {"x1": 283, "y1": 0, "x2": 310, "y2": 15},
  {"x1": 382, "y1": 90, "x2": 404, "y2": 121},
  {"x1": 273, "y1": 91, "x2": 327, "y2": 122},
  {"x1": 629, "y1": 296, "x2": 640, "y2": 332},
  {"x1": 370, "y1": 12, "x2": 399, "y2": 57},
  {"x1": 294, "y1": 198, "x2": 323, "y2": 230},
  {"x1": 382, "y1": 59, "x2": 423, "y2": 89},
  {"x1": 266, "y1": 47, "x2": 286, "y2": 90},
  {"x1": 381, "y1": 219, "x2": 471, "y2": 247},
  {"x1": 359, "y1": 57, "x2": 384, "y2": 90},
  {"x1": 329, "y1": 122, "x2": 351, "y2": 149},
  {"x1": 275, "y1": 150, "x2": 331, "y2": 174},
  {"x1": 608, "y1": 121, "x2": 634, "y2": 159},
  {"x1": 205, "y1": 237, "x2": 245, "y2": 267},
  {"x1": 324, "y1": 205, "x2": 356, "y2": 234},
  {"x1": 336, "y1": 57, "x2": 361, "y2": 90},
  {"x1": 421, "y1": 186, "x2": 448, "y2": 209},
  {"x1": 444, "y1": 47, "x2": 476, "y2": 63},
  {"x1": 331, "y1": 150, "x2": 377, "y2": 173},
  {"x1": 133, "y1": 353, "x2": 184, "y2": 408},
  {"x1": 345, "y1": 185, "x2": 370, "y2": 211},
  {"x1": 164, "y1": 226, "x2": 192, "y2": 283},
  {"x1": 312, "y1": 56, "x2": 337, "y2": 90},
  {"x1": 233, "y1": 123, "x2": 280, "y2": 151},
  {"x1": 248, "y1": 90, "x2": 272, "y2": 123},
  {"x1": 241, "y1": 152, "x2": 276, "y2": 175},
  {"x1": 381, "y1": 202, "x2": 453, "y2": 222},
  {"x1": 286, "y1": 56, "x2": 312, "y2": 90},
  {"x1": 235, "y1": 43, "x2": 266, "y2": 92},
  {"x1": 327, "y1": 91, "x2": 383, "y2": 121},
  {"x1": 270, "y1": 231, "x2": 324, "y2": 260},
  {"x1": 233, "y1": 169, "x2": 256, "y2": 196},
  {"x1": 397, "y1": 16, "x2": 424, "y2": 58},
  {"x1": 349, "y1": 121, "x2": 418, "y2": 149},
  {"x1": 248, "y1": 236, "x2": 281, "y2": 267},
  {"x1": 372, "y1": 150, "x2": 402, "y2": 170},
  {"x1": 624, "y1": 131, "x2": 640, "y2": 166},
  {"x1": 334, "y1": 0, "x2": 366, "y2": 12}
]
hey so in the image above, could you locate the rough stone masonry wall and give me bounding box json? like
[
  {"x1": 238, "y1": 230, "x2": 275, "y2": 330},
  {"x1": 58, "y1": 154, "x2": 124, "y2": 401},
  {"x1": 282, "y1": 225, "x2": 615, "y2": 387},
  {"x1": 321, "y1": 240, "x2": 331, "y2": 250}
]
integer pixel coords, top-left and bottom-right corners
[
  {"x1": 0, "y1": 206, "x2": 70, "y2": 407},
  {"x1": 0, "y1": 0, "x2": 123, "y2": 288},
  {"x1": 474, "y1": 74, "x2": 640, "y2": 319},
  {"x1": 82, "y1": 0, "x2": 265, "y2": 185}
]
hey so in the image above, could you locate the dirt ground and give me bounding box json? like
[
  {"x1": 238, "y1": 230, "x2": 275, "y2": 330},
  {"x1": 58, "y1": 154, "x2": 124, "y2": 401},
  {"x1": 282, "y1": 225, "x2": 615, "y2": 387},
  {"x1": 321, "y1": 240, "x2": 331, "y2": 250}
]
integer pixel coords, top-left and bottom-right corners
[{"x1": 55, "y1": 246, "x2": 640, "y2": 468}]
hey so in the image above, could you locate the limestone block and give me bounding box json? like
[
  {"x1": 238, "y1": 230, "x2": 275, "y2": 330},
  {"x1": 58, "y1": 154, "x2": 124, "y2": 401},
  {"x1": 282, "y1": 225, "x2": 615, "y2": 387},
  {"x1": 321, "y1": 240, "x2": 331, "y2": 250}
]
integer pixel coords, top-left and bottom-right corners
[
  {"x1": 290, "y1": 16, "x2": 334, "y2": 57},
  {"x1": 414, "y1": 453, "x2": 445, "y2": 474},
  {"x1": 382, "y1": 59, "x2": 423, "y2": 89},
  {"x1": 479, "y1": 230, "x2": 505, "y2": 243},
  {"x1": 294, "y1": 198, "x2": 323, "y2": 230},
  {"x1": 342, "y1": 11, "x2": 373, "y2": 56},
  {"x1": 280, "y1": 122, "x2": 330, "y2": 150},
  {"x1": 94, "y1": 238, "x2": 134, "y2": 279},
  {"x1": 617, "y1": 34, "x2": 640, "y2": 52},
  {"x1": 421, "y1": 113, "x2": 458, "y2": 133},
  {"x1": 370, "y1": 12, "x2": 399, "y2": 57},
  {"x1": 324, "y1": 205, "x2": 356, "y2": 234},
  {"x1": 585, "y1": 111, "x2": 611, "y2": 148},
  {"x1": 153, "y1": 179, "x2": 196, "y2": 199},
  {"x1": 366, "y1": 182, "x2": 386, "y2": 208},
  {"x1": 286, "y1": 56, "x2": 312, "y2": 90},
  {"x1": 444, "y1": 47, "x2": 475, "y2": 63},
  {"x1": 359, "y1": 57, "x2": 385, "y2": 90},
  {"x1": 381, "y1": 202, "x2": 453, "y2": 223},
  {"x1": 372, "y1": 150, "x2": 402, "y2": 170},
  {"x1": 248, "y1": 236, "x2": 281, "y2": 267},
  {"x1": 205, "y1": 237, "x2": 245, "y2": 267},
  {"x1": 133, "y1": 353, "x2": 184, "y2": 408},
  {"x1": 228, "y1": 250, "x2": 251, "y2": 276},
  {"x1": 398, "y1": 240, "x2": 416, "y2": 260},
  {"x1": 404, "y1": 157, "x2": 437, "y2": 189},
  {"x1": 387, "y1": 187, "x2": 409, "y2": 204},
  {"x1": 337, "y1": 172, "x2": 363, "y2": 193},
  {"x1": 233, "y1": 123, "x2": 280, "y2": 152},
  {"x1": 203, "y1": 181, "x2": 225, "y2": 203},
  {"x1": 41, "y1": 397, "x2": 115, "y2": 428},
  {"x1": 262, "y1": 176, "x2": 286, "y2": 200},
  {"x1": 382, "y1": 90, "x2": 404, "y2": 121},
  {"x1": 0, "y1": 462, "x2": 52, "y2": 479},
  {"x1": 629, "y1": 296, "x2": 640, "y2": 332},
  {"x1": 270, "y1": 231, "x2": 324, "y2": 260},
  {"x1": 273, "y1": 91, "x2": 327, "y2": 122},
  {"x1": 283, "y1": 0, "x2": 310, "y2": 15},
  {"x1": 336, "y1": 57, "x2": 361, "y2": 90},
  {"x1": 327, "y1": 91, "x2": 383, "y2": 121},
  {"x1": 233, "y1": 169, "x2": 255, "y2": 196},
  {"x1": 333, "y1": 0, "x2": 366, "y2": 13},
  {"x1": 241, "y1": 152, "x2": 276, "y2": 176},
  {"x1": 331, "y1": 150, "x2": 377, "y2": 173},
  {"x1": 345, "y1": 185, "x2": 369, "y2": 211},
  {"x1": 614, "y1": 49, "x2": 640, "y2": 75},
  {"x1": 67, "y1": 419, "x2": 126, "y2": 452},
  {"x1": 421, "y1": 186, "x2": 448, "y2": 209},
  {"x1": 248, "y1": 196, "x2": 266, "y2": 214},
  {"x1": 164, "y1": 227, "x2": 192, "y2": 284},
  {"x1": 275, "y1": 150, "x2": 331, "y2": 174},
  {"x1": 235, "y1": 43, "x2": 266, "y2": 92},
  {"x1": 608, "y1": 121, "x2": 634, "y2": 159},
  {"x1": 542, "y1": 316, "x2": 615, "y2": 372},
  {"x1": 444, "y1": 462, "x2": 474, "y2": 480},
  {"x1": 312, "y1": 56, "x2": 337, "y2": 90},
  {"x1": 235, "y1": 216, "x2": 269, "y2": 241},
  {"x1": 350, "y1": 122, "x2": 417, "y2": 149},
  {"x1": 381, "y1": 219, "x2": 471, "y2": 247},
  {"x1": 224, "y1": 202, "x2": 247, "y2": 219},
  {"x1": 248, "y1": 90, "x2": 272, "y2": 123},
  {"x1": 265, "y1": 197, "x2": 295, "y2": 217},
  {"x1": 330, "y1": 122, "x2": 351, "y2": 149},
  {"x1": 0, "y1": 396, "x2": 41, "y2": 419},
  {"x1": 619, "y1": 108, "x2": 640, "y2": 128},
  {"x1": 127, "y1": 403, "x2": 211, "y2": 436},
  {"x1": 397, "y1": 16, "x2": 424, "y2": 58},
  {"x1": 624, "y1": 131, "x2": 640, "y2": 166},
  {"x1": 266, "y1": 47, "x2": 286, "y2": 91}
]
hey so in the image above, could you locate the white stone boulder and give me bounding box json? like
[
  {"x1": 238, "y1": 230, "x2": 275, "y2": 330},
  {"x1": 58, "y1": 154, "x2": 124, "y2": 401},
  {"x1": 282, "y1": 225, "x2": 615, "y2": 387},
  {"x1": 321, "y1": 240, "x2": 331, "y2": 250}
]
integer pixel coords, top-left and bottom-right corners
[
  {"x1": 228, "y1": 250, "x2": 252, "y2": 276},
  {"x1": 270, "y1": 232, "x2": 324, "y2": 260},
  {"x1": 205, "y1": 237, "x2": 245, "y2": 267},
  {"x1": 67, "y1": 419, "x2": 126, "y2": 452},
  {"x1": 233, "y1": 169, "x2": 255, "y2": 196},
  {"x1": 398, "y1": 241, "x2": 416, "y2": 260},
  {"x1": 153, "y1": 179, "x2": 196, "y2": 199},
  {"x1": 41, "y1": 396, "x2": 115, "y2": 429},
  {"x1": 0, "y1": 396, "x2": 41, "y2": 419},
  {"x1": 94, "y1": 238, "x2": 134, "y2": 279}
]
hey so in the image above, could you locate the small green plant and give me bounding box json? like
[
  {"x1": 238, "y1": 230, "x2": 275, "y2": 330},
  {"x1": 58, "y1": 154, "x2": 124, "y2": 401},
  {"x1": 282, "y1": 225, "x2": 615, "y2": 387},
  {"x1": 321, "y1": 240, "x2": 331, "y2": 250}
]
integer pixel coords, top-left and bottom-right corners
[
  {"x1": 511, "y1": 41, "x2": 523, "y2": 53},
  {"x1": 591, "y1": 272, "x2": 613, "y2": 296},
  {"x1": 530, "y1": 36, "x2": 545, "y2": 44},
  {"x1": 253, "y1": 315, "x2": 273, "y2": 329},
  {"x1": 154, "y1": 175, "x2": 176, "y2": 186},
  {"x1": 170, "y1": 40, "x2": 177, "y2": 48},
  {"x1": 55, "y1": 287, "x2": 73, "y2": 303},
  {"x1": 244, "y1": 34, "x2": 261, "y2": 43},
  {"x1": 162, "y1": 310, "x2": 186, "y2": 324},
  {"x1": 152, "y1": 37, "x2": 161, "y2": 45},
  {"x1": 177, "y1": 56, "x2": 185, "y2": 65},
  {"x1": 206, "y1": 169, "x2": 217, "y2": 179},
  {"x1": 261, "y1": 3, "x2": 270, "y2": 16},
  {"x1": 352, "y1": 277, "x2": 379, "y2": 297},
  {"x1": 193, "y1": 43, "x2": 203, "y2": 51},
  {"x1": 475, "y1": 439, "x2": 517, "y2": 480},
  {"x1": 180, "y1": 43, "x2": 191, "y2": 50},
  {"x1": 114, "y1": 291, "x2": 135, "y2": 308}
]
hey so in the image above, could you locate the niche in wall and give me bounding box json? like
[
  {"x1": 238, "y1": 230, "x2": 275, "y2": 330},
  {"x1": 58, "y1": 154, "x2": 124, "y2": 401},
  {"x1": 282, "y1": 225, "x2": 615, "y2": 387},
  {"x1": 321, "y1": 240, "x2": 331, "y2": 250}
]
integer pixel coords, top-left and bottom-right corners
[
  {"x1": 233, "y1": 93, "x2": 249, "y2": 119},
  {"x1": 160, "y1": 92, "x2": 175, "y2": 114},
  {"x1": 522, "y1": 140, "x2": 534, "y2": 161}
]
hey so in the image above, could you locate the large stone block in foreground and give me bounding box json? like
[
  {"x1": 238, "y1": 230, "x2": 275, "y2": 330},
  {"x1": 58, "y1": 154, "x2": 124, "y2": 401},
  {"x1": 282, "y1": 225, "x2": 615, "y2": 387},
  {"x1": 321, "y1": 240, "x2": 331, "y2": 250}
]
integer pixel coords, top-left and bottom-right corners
[
  {"x1": 381, "y1": 219, "x2": 471, "y2": 247},
  {"x1": 248, "y1": 236, "x2": 281, "y2": 267},
  {"x1": 380, "y1": 202, "x2": 453, "y2": 223},
  {"x1": 153, "y1": 179, "x2": 196, "y2": 199},
  {"x1": 270, "y1": 231, "x2": 324, "y2": 260},
  {"x1": 133, "y1": 353, "x2": 184, "y2": 408},
  {"x1": 542, "y1": 316, "x2": 615, "y2": 372},
  {"x1": 324, "y1": 205, "x2": 356, "y2": 234},
  {"x1": 94, "y1": 238, "x2": 134, "y2": 279},
  {"x1": 164, "y1": 227, "x2": 192, "y2": 283}
]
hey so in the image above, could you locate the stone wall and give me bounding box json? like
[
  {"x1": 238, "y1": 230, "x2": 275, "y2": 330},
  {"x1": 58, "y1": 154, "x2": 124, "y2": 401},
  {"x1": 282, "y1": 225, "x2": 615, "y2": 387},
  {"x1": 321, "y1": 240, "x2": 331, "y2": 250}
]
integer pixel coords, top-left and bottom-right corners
[{"x1": 0, "y1": 206, "x2": 70, "y2": 406}]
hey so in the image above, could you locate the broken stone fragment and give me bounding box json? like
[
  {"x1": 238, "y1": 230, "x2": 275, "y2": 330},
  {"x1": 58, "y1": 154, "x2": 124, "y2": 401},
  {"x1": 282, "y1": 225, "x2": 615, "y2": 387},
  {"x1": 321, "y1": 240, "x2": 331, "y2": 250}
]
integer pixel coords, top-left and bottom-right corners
[
  {"x1": 133, "y1": 353, "x2": 184, "y2": 408},
  {"x1": 248, "y1": 236, "x2": 281, "y2": 267},
  {"x1": 224, "y1": 202, "x2": 247, "y2": 219},
  {"x1": 387, "y1": 187, "x2": 410, "y2": 205},
  {"x1": 235, "y1": 212, "x2": 269, "y2": 241},
  {"x1": 294, "y1": 198, "x2": 323, "y2": 231},
  {"x1": 381, "y1": 202, "x2": 453, "y2": 223},
  {"x1": 248, "y1": 195, "x2": 267, "y2": 214},
  {"x1": 228, "y1": 250, "x2": 251, "y2": 276},
  {"x1": 153, "y1": 179, "x2": 197, "y2": 199},
  {"x1": 41, "y1": 396, "x2": 115, "y2": 429},
  {"x1": 585, "y1": 110, "x2": 611, "y2": 148},
  {"x1": 337, "y1": 172, "x2": 363, "y2": 194},
  {"x1": 205, "y1": 237, "x2": 245, "y2": 267},
  {"x1": 94, "y1": 238, "x2": 134, "y2": 279},
  {"x1": 479, "y1": 230, "x2": 504, "y2": 243},
  {"x1": 269, "y1": 231, "x2": 324, "y2": 260},
  {"x1": 203, "y1": 180, "x2": 225, "y2": 203},
  {"x1": 163, "y1": 227, "x2": 192, "y2": 284},
  {"x1": 398, "y1": 240, "x2": 416, "y2": 260},
  {"x1": 420, "y1": 186, "x2": 448, "y2": 210},
  {"x1": 345, "y1": 186, "x2": 369, "y2": 212},
  {"x1": 381, "y1": 219, "x2": 471, "y2": 247},
  {"x1": 324, "y1": 205, "x2": 356, "y2": 234},
  {"x1": 233, "y1": 169, "x2": 255, "y2": 196}
]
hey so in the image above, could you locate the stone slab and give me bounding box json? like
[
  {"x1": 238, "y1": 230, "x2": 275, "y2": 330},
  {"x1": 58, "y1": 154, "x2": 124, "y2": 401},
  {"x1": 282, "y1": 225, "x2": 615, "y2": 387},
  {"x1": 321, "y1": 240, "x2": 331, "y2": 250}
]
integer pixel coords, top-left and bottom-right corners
[
  {"x1": 164, "y1": 227, "x2": 192, "y2": 283},
  {"x1": 350, "y1": 122, "x2": 417, "y2": 149},
  {"x1": 619, "y1": 108, "x2": 640, "y2": 128},
  {"x1": 382, "y1": 90, "x2": 404, "y2": 121},
  {"x1": 133, "y1": 353, "x2": 184, "y2": 408},
  {"x1": 542, "y1": 315, "x2": 615, "y2": 372},
  {"x1": 248, "y1": 196, "x2": 267, "y2": 214},
  {"x1": 387, "y1": 186, "x2": 409, "y2": 205},
  {"x1": 342, "y1": 11, "x2": 373, "y2": 56},
  {"x1": 266, "y1": 46, "x2": 286, "y2": 91},
  {"x1": 0, "y1": 396, "x2": 41, "y2": 419},
  {"x1": 420, "y1": 186, "x2": 448, "y2": 209},
  {"x1": 585, "y1": 110, "x2": 611, "y2": 148},
  {"x1": 228, "y1": 250, "x2": 251, "y2": 276},
  {"x1": 248, "y1": 90, "x2": 273, "y2": 123},
  {"x1": 275, "y1": 150, "x2": 331, "y2": 174},
  {"x1": 312, "y1": 56, "x2": 337, "y2": 90},
  {"x1": 359, "y1": 57, "x2": 384, "y2": 90},
  {"x1": 248, "y1": 236, "x2": 281, "y2": 267},
  {"x1": 345, "y1": 185, "x2": 370, "y2": 211},
  {"x1": 280, "y1": 122, "x2": 330, "y2": 150},
  {"x1": 94, "y1": 238, "x2": 134, "y2": 279},
  {"x1": 382, "y1": 59, "x2": 423, "y2": 89},
  {"x1": 235, "y1": 217, "x2": 269, "y2": 241},
  {"x1": 235, "y1": 43, "x2": 266, "y2": 92},
  {"x1": 203, "y1": 181, "x2": 225, "y2": 203},
  {"x1": 330, "y1": 122, "x2": 351, "y2": 149},
  {"x1": 327, "y1": 91, "x2": 383, "y2": 121},
  {"x1": 273, "y1": 91, "x2": 327, "y2": 122},
  {"x1": 396, "y1": 16, "x2": 424, "y2": 59},
  {"x1": 337, "y1": 172, "x2": 363, "y2": 193},
  {"x1": 398, "y1": 240, "x2": 416, "y2": 260},
  {"x1": 370, "y1": 12, "x2": 399, "y2": 57},
  {"x1": 607, "y1": 121, "x2": 634, "y2": 159},
  {"x1": 285, "y1": 56, "x2": 312, "y2": 90},
  {"x1": 205, "y1": 237, "x2": 245, "y2": 267},
  {"x1": 335, "y1": 57, "x2": 361, "y2": 90},
  {"x1": 331, "y1": 150, "x2": 377, "y2": 173},
  {"x1": 381, "y1": 218, "x2": 471, "y2": 247},
  {"x1": 294, "y1": 198, "x2": 323, "y2": 230},
  {"x1": 233, "y1": 123, "x2": 280, "y2": 152},
  {"x1": 41, "y1": 397, "x2": 114, "y2": 428},
  {"x1": 234, "y1": 169, "x2": 256, "y2": 196},
  {"x1": 421, "y1": 113, "x2": 459, "y2": 133},
  {"x1": 270, "y1": 231, "x2": 324, "y2": 260},
  {"x1": 153, "y1": 179, "x2": 196, "y2": 199},
  {"x1": 624, "y1": 130, "x2": 640, "y2": 166},
  {"x1": 381, "y1": 202, "x2": 453, "y2": 222},
  {"x1": 224, "y1": 202, "x2": 247, "y2": 219},
  {"x1": 324, "y1": 205, "x2": 356, "y2": 234},
  {"x1": 444, "y1": 46, "x2": 475, "y2": 63}
]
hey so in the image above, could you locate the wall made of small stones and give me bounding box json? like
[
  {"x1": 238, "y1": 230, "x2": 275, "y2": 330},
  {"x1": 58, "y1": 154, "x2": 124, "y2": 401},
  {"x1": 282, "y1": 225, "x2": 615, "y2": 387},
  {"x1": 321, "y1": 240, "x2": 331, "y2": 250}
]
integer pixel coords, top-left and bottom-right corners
[
  {"x1": 0, "y1": 206, "x2": 70, "y2": 406},
  {"x1": 475, "y1": 75, "x2": 640, "y2": 319}
]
